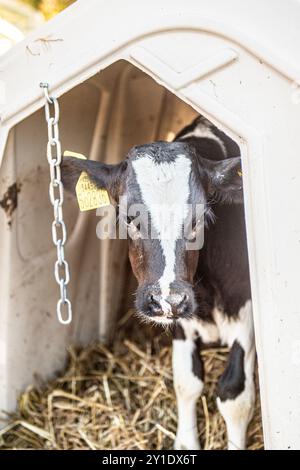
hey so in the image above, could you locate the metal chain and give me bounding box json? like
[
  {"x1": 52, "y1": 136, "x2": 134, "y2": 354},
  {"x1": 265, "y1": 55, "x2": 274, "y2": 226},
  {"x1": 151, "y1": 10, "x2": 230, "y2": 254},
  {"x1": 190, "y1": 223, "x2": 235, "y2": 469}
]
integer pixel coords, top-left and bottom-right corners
[{"x1": 40, "y1": 82, "x2": 72, "y2": 325}]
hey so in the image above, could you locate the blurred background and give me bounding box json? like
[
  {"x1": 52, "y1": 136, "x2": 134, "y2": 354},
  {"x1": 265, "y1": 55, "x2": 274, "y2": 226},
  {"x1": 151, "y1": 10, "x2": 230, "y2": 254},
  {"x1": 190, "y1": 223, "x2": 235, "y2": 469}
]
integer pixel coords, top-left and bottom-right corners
[{"x1": 0, "y1": 0, "x2": 75, "y2": 55}]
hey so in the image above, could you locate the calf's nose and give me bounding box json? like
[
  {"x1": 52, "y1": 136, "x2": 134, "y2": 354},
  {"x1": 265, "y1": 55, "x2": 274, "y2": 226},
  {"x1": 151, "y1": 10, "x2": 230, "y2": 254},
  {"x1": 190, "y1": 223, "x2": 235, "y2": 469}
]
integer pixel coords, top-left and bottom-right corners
[{"x1": 147, "y1": 292, "x2": 190, "y2": 317}]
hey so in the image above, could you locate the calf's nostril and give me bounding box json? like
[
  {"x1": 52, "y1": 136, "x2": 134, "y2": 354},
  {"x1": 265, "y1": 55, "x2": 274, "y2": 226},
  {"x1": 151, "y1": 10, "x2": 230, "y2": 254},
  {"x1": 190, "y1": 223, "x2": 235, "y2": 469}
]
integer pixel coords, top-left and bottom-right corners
[
  {"x1": 148, "y1": 293, "x2": 160, "y2": 305},
  {"x1": 147, "y1": 293, "x2": 163, "y2": 315},
  {"x1": 181, "y1": 293, "x2": 188, "y2": 303},
  {"x1": 169, "y1": 292, "x2": 188, "y2": 306},
  {"x1": 170, "y1": 292, "x2": 191, "y2": 315}
]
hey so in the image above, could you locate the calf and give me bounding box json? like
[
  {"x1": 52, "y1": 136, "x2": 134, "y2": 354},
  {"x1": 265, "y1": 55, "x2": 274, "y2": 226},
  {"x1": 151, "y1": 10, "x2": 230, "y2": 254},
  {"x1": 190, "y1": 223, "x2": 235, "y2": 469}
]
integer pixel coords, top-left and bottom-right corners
[{"x1": 61, "y1": 115, "x2": 255, "y2": 450}]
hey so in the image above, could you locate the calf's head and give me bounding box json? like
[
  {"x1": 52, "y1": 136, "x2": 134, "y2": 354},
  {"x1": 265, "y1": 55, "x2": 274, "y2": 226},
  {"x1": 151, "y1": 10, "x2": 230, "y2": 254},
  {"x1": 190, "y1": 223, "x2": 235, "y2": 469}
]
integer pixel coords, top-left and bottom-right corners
[{"x1": 62, "y1": 141, "x2": 242, "y2": 325}]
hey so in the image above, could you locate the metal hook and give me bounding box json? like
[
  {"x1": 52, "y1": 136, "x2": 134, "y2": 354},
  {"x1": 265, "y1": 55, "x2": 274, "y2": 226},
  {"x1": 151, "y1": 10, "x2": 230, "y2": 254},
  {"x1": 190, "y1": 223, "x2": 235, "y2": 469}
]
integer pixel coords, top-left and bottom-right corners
[{"x1": 40, "y1": 82, "x2": 53, "y2": 104}]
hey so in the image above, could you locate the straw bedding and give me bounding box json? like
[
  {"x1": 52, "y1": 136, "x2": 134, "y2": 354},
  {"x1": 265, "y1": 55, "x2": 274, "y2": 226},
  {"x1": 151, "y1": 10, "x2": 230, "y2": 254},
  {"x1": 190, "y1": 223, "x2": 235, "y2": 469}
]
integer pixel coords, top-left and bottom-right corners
[{"x1": 0, "y1": 311, "x2": 263, "y2": 450}]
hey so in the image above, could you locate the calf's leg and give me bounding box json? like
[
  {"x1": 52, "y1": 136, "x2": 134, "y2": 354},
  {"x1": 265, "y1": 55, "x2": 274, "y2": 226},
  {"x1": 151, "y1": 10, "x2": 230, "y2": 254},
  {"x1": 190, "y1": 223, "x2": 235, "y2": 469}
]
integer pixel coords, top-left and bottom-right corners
[
  {"x1": 172, "y1": 324, "x2": 203, "y2": 450},
  {"x1": 216, "y1": 301, "x2": 255, "y2": 450}
]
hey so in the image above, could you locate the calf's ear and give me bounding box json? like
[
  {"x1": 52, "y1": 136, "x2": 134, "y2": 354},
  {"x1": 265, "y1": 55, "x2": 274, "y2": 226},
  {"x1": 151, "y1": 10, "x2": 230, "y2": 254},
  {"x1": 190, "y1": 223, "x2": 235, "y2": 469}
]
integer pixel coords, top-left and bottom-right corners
[
  {"x1": 202, "y1": 156, "x2": 244, "y2": 204},
  {"x1": 61, "y1": 156, "x2": 127, "y2": 201}
]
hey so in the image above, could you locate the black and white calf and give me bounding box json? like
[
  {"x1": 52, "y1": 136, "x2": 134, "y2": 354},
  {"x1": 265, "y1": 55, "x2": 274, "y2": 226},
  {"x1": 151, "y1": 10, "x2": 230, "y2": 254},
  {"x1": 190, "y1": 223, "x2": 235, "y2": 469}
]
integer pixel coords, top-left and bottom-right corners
[{"x1": 62, "y1": 116, "x2": 255, "y2": 450}]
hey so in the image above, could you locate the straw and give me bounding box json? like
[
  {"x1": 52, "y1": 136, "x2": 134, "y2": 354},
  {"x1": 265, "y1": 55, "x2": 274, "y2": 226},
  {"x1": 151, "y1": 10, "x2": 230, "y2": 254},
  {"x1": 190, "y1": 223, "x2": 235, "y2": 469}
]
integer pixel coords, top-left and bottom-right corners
[{"x1": 0, "y1": 316, "x2": 263, "y2": 450}]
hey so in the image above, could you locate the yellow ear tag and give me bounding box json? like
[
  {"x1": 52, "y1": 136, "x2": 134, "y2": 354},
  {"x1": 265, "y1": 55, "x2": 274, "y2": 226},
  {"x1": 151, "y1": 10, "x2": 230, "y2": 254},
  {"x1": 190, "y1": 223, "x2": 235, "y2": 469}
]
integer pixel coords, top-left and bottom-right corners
[
  {"x1": 63, "y1": 150, "x2": 110, "y2": 212},
  {"x1": 237, "y1": 169, "x2": 243, "y2": 177}
]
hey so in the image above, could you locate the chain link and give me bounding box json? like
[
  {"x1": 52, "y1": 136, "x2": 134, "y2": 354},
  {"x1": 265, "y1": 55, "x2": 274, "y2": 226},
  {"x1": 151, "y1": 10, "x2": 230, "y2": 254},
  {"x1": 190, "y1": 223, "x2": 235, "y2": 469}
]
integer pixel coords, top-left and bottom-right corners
[{"x1": 40, "y1": 82, "x2": 72, "y2": 325}]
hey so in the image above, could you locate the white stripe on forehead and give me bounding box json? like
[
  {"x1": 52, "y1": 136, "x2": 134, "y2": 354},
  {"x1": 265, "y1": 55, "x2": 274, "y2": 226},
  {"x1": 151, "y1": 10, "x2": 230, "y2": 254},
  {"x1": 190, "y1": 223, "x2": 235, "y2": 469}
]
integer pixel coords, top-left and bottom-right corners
[{"x1": 132, "y1": 154, "x2": 191, "y2": 305}]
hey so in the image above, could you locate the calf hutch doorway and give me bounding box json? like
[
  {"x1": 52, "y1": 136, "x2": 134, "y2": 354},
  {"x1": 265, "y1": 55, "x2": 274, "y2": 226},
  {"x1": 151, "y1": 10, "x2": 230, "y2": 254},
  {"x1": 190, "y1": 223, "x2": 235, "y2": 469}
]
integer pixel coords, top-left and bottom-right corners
[
  {"x1": 0, "y1": 60, "x2": 262, "y2": 450},
  {"x1": 1, "y1": 0, "x2": 300, "y2": 451},
  {"x1": 1, "y1": 61, "x2": 260, "y2": 448}
]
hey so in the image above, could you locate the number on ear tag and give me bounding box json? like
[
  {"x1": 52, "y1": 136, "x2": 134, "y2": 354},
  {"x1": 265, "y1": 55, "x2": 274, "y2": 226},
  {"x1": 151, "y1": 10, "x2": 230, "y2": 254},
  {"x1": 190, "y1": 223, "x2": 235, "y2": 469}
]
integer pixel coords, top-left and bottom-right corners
[{"x1": 64, "y1": 150, "x2": 110, "y2": 211}]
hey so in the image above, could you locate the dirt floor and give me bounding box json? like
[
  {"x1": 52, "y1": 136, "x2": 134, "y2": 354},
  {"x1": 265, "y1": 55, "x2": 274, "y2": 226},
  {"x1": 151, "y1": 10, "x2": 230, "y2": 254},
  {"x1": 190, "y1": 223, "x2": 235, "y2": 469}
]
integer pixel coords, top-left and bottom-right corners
[{"x1": 0, "y1": 311, "x2": 263, "y2": 450}]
